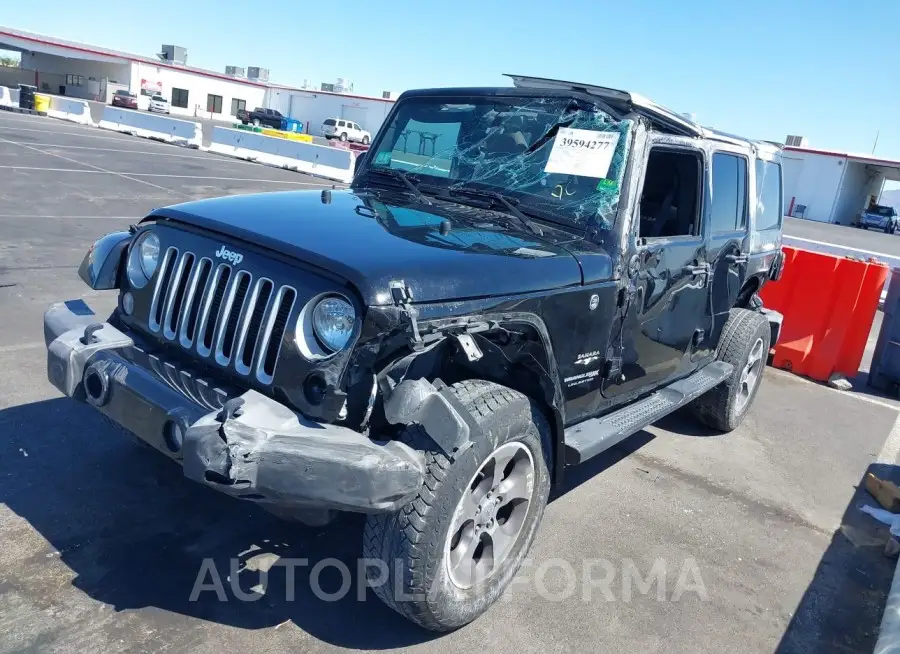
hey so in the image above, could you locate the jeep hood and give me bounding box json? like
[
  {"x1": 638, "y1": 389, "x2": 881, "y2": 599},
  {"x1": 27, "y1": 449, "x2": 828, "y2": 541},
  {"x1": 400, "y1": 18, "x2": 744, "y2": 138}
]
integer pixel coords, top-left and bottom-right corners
[{"x1": 148, "y1": 189, "x2": 613, "y2": 305}]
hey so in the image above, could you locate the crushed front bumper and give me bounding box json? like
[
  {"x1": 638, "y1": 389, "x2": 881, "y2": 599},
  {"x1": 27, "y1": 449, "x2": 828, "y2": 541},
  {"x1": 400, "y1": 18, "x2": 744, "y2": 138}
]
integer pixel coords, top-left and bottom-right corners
[{"x1": 44, "y1": 300, "x2": 425, "y2": 513}]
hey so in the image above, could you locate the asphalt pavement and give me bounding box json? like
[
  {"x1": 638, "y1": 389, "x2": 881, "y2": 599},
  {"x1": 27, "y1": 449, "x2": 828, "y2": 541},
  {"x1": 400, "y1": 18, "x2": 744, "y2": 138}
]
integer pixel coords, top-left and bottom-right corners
[
  {"x1": 1, "y1": 111, "x2": 899, "y2": 653},
  {"x1": 785, "y1": 216, "x2": 900, "y2": 257}
]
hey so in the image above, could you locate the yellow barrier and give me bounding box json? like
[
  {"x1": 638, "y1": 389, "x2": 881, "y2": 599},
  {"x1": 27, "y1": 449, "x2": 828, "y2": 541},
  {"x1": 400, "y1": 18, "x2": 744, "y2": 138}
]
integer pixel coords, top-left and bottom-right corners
[
  {"x1": 260, "y1": 128, "x2": 313, "y2": 143},
  {"x1": 33, "y1": 94, "x2": 50, "y2": 113}
]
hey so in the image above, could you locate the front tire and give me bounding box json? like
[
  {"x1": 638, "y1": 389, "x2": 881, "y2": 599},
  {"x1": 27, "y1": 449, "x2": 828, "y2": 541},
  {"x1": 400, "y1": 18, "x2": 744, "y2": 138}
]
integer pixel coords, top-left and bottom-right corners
[
  {"x1": 362, "y1": 135, "x2": 370, "y2": 145},
  {"x1": 690, "y1": 309, "x2": 770, "y2": 431},
  {"x1": 363, "y1": 380, "x2": 551, "y2": 632}
]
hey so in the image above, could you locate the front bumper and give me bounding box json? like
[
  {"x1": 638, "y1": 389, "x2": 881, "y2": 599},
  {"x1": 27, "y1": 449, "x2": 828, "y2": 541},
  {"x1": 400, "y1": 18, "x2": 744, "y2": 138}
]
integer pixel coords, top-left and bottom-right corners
[{"x1": 44, "y1": 300, "x2": 425, "y2": 513}]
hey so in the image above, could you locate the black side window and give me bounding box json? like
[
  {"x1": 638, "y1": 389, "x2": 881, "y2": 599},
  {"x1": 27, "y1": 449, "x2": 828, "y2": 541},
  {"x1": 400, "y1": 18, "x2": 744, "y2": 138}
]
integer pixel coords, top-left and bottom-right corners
[
  {"x1": 639, "y1": 149, "x2": 702, "y2": 238},
  {"x1": 171, "y1": 88, "x2": 189, "y2": 108},
  {"x1": 709, "y1": 153, "x2": 747, "y2": 233},
  {"x1": 755, "y1": 159, "x2": 783, "y2": 231}
]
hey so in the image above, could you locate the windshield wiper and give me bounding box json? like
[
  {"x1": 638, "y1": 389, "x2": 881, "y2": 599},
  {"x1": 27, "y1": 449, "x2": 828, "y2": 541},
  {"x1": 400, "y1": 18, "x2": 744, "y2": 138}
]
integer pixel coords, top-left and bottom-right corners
[
  {"x1": 442, "y1": 187, "x2": 543, "y2": 236},
  {"x1": 364, "y1": 167, "x2": 432, "y2": 205}
]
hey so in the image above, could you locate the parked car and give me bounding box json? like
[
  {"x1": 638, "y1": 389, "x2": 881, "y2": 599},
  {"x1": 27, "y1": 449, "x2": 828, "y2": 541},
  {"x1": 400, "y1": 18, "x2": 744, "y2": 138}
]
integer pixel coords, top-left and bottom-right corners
[
  {"x1": 45, "y1": 76, "x2": 785, "y2": 633},
  {"x1": 148, "y1": 94, "x2": 170, "y2": 114},
  {"x1": 322, "y1": 117, "x2": 371, "y2": 144},
  {"x1": 858, "y1": 204, "x2": 899, "y2": 233},
  {"x1": 111, "y1": 90, "x2": 138, "y2": 110},
  {"x1": 238, "y1": 107, "x2": 284, "y2": 128}
]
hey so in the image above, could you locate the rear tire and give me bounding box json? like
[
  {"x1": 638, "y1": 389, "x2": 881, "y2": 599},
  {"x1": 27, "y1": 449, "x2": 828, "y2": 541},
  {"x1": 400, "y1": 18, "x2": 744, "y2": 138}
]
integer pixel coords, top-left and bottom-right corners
[
  {"x1": 363, "y1": 380, "x2": 552, "y2": 632},
  {"x1": 340, "y1": 132, "x2": 348, "y2": 142},
  {"x1": 690, "y1": 309, "x2": 770, "y2": 432}
]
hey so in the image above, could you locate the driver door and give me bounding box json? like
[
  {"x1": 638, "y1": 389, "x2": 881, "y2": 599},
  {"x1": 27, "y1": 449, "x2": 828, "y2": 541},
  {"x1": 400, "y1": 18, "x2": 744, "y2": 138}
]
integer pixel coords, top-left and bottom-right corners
[{"x1": 603, "y1": 140, "x2": 713, "y2": 398}]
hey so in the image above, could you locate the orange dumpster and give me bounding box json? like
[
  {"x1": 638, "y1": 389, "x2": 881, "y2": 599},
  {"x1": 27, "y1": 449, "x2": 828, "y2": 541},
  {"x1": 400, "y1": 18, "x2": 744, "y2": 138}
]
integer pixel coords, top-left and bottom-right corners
[{"x1": 759, "y1": 246, "x2": 888, "y2": 382}]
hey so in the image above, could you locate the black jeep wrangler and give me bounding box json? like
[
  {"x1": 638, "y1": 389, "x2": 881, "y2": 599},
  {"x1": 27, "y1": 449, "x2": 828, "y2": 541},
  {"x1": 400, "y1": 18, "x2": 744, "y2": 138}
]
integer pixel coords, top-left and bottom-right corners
[{"x1": 44, "y1": 74, "x2": 785, "y2": 632}]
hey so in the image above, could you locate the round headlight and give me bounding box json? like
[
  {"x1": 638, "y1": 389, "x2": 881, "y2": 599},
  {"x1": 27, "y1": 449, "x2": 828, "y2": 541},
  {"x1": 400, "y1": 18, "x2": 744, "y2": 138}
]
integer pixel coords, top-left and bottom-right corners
[
  {"x1": 126, "y1": 231, "x2": 159, "y2": 289},
  {"x1": 311, "y1": 297, "x2": 356, "y2": 352},
  {"x1": 139, "y1": 232, "x2": 160, "y2": 278}
]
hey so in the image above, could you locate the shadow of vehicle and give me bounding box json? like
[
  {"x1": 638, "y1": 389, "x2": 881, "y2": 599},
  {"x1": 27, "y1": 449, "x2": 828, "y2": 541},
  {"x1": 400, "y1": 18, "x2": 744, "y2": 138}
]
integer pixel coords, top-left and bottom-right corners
[
  {"x1": 0, "y1": 397, "x2": 439, "y2": 650},
  {"x1": 775, "y1": 461, "x2": 900, "y2": 653},
  {"x1": 1, "y1": 394, "x2": 738, "y2": 648}
]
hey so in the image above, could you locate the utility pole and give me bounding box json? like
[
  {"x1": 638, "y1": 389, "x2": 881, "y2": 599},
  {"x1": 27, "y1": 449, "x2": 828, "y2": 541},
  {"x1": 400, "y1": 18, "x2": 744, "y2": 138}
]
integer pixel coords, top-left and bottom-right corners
[{"x1": 873, "y1": 130, "x2": 880, "y2": 155}]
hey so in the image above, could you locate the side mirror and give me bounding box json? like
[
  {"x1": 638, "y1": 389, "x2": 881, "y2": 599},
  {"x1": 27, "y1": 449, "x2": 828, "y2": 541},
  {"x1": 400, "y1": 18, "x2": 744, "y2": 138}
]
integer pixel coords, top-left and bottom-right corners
[{"x1": 354, "y1": 151, "x2": 368, "y2": 176}]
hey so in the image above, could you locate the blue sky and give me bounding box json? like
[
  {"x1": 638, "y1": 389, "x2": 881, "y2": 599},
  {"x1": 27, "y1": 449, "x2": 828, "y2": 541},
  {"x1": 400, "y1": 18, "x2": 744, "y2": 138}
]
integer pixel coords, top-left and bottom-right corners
[{"x1": 5, "y1": 0, "x2": 899, "y2": 158}]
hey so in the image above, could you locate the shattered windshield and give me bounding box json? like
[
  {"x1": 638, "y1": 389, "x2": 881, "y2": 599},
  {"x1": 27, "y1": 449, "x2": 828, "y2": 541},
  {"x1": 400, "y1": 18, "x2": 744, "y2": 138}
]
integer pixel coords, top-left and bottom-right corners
[{"x1": 363, "y1": 95, "x2": 633, "y2": 231}]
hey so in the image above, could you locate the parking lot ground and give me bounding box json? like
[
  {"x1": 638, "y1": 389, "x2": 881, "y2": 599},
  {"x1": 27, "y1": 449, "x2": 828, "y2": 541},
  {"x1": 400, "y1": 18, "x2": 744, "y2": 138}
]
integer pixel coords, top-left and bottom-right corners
[
  {"x1": 785, "y1": 216, "x2": 900, "y2": 258},
  {"x1": 1, "y1": 111, "x2": 900, "y2": 653}
]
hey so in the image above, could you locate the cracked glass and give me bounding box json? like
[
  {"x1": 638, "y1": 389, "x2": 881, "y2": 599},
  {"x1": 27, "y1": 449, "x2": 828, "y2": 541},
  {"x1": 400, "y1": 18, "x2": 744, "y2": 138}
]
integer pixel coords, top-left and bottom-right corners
[{"x1": 365, "y1": 95, "x2": 633, "y2": 231}]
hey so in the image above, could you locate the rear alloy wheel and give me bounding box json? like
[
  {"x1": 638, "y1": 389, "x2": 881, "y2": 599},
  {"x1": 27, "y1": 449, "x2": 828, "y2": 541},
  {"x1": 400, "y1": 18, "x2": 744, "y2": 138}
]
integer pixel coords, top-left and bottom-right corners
[
  {"x1": 363, "y1": 380, "x2": 551, "y2": 632},
  {"x1": 690, "y1": 308, "x2": 770, "y2": 431},
  {"x1": 253, "y1": 118, "x2": 260, "y2": 127},
  {"x1": 340, "y1": 132, "x2": 348, "y2": 142}
]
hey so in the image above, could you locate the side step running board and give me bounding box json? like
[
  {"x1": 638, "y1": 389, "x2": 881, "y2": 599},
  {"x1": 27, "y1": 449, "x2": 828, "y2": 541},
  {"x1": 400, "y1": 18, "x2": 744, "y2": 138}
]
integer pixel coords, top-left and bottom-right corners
[{"x1": 563, "y1": 361, "x2": 733, "y2": 465}]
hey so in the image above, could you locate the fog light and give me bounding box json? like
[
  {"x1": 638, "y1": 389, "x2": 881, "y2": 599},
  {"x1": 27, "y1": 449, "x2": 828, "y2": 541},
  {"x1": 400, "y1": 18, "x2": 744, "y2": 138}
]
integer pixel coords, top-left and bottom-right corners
[
  {"x1": 304, "y1": 374, "x2": 327, "y2": 405},
  {"x1": 163, "y1": 420, "x2": 184, "y2": 453},
  {"x1": 122, "y1": 291, "x2": 134, "y2": 315}
]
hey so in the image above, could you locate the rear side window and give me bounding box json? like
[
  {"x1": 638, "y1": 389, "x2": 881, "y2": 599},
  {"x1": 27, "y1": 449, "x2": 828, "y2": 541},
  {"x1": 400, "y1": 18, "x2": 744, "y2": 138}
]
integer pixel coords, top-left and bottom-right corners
[
  {"x1": 324, "y1": 119, "x2": 336, "y2": 126},
  {"x1": 755, "y1": 159, "x2": 783, "y2": 231},
  {"x1": 709, "y1": 153, "x2": 747, "y2": 233}
]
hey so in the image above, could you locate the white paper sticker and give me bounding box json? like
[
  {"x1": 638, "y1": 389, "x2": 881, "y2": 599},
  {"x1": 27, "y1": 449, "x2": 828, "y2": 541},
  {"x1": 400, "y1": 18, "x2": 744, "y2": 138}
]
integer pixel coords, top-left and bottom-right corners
[{"x1": 544, "y1": 128, "x2": 620, "y2": 179}]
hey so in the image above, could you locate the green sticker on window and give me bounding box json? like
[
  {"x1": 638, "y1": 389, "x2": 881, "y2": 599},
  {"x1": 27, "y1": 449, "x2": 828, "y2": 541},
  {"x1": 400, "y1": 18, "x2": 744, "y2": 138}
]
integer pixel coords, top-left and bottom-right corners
[
  {"x1": 596, "y1": 179, "x2": 618, "y2": 190},
  {"x1": 375, "y1": 151, "x2": 392, "y2": 164}
]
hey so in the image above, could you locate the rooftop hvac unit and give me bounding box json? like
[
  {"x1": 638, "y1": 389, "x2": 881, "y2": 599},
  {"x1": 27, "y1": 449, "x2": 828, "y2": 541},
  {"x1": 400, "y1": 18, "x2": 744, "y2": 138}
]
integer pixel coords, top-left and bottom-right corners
[
  {"x1": 382, "y1": 90, "x2": 395, "y2": 100},
  {"x1": 158, "y1": 45, "x2": 187, "y2": 65},
  {"x1": 247, "y1": 67, "x2": 270, "y2": 82},
  {"x1": 225, "y1": 66, "x2": 246, "y2": 77},
  {"x1": 785, "y1": 135, "x2": 808, "y2": 147},
  {"x1": 321, "y1": 82, "x2": 335, "y2": 92}
]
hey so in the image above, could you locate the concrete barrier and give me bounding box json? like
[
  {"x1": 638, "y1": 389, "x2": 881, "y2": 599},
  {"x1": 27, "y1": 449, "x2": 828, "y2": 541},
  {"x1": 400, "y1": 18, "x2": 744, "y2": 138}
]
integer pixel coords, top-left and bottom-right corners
[
  {"x1": 208, "y1": 126, "x2": 354, "y2": 183},
  {"x1": 0, "y1": 86, "x2": 13, "y2": 107},
  {"x1": 98, "y1": 106, "x2": 202, "y2": 148},
  {"x1": 46, "y1": 96, "x2": 95, "y2": 126},
  {"x1": 260, "y1": 127, "x2": 314, "y2": 143}
]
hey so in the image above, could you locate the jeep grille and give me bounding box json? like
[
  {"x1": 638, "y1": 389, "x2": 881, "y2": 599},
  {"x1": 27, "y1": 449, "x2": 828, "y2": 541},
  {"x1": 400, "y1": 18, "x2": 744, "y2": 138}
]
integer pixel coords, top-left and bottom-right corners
[{"x1": 147, "y1": 247, "x2": 296, "y2": 384}]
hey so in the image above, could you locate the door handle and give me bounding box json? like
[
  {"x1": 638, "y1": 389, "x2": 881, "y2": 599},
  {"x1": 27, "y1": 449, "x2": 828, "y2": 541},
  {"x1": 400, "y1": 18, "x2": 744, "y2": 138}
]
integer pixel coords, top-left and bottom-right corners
[
  {"x1": 683, "y1": 264, "x2": 710, "y2": 276},
  {"x1": 725, "y1": 253, "x2": 748, "y2": 264}
]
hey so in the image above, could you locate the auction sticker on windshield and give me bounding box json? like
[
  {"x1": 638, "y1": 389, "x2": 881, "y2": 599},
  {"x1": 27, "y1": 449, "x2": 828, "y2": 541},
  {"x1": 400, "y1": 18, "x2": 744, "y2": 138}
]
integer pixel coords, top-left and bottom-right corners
[{"x1": 544, "y1": 128, "x2": 620, "y2": 179}]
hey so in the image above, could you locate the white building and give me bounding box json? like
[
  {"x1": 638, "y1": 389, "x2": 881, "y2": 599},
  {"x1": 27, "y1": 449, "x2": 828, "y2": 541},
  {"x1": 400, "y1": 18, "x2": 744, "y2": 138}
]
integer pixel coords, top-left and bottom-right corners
[
  {"x1": 782, "y1": 140, "x2": 900, "y2": 225},
  {"x1": 0, "y1": 26, "x2": 395, "y2": 135},
  {"x1": 266, "y1": 86, "x2": 395, "y2": 137}
]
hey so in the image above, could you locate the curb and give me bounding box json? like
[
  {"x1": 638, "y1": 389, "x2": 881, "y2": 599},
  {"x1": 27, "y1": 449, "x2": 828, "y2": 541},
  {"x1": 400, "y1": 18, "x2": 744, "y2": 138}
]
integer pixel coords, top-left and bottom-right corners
[{"x1": 876, "y1": 554, "x2": 900, "y2": 652}]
